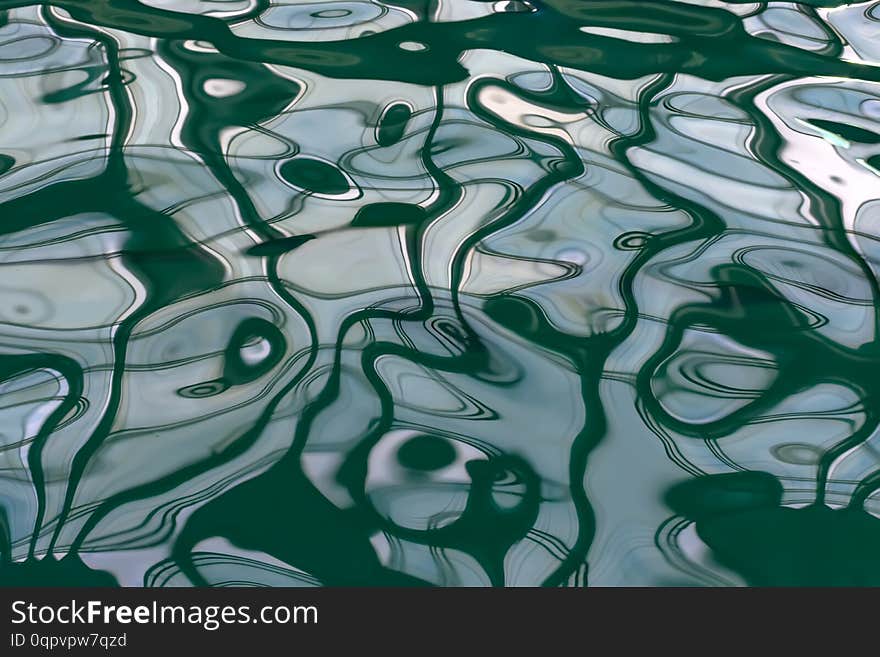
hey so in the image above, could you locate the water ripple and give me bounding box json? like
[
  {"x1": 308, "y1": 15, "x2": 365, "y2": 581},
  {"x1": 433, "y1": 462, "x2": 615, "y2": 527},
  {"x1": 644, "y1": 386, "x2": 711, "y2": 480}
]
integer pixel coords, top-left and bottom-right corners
[{"x1": 1, "y1": 0, "x2": 880, "y2": 587}]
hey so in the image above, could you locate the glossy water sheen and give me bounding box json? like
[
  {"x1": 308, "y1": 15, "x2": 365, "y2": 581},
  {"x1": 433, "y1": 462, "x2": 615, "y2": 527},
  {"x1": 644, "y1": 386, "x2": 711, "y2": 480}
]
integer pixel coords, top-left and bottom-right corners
[{"x1": 1, "y1": 0, "x2": 880, "y2": 587}]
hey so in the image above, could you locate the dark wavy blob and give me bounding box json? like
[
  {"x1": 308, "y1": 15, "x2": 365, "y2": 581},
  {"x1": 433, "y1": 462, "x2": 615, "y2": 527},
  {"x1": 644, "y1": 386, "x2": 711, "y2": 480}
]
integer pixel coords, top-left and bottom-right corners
[
  {"x1": 665, "y1": 471, "x2": 783, "y2": 521},
  {"x1": 222, "y1": 317, "x2": 286, "y2": 386},
  {"x1": 279, "y1": 157, "x2": 350, "y2": 195},
  {"x1": 158, "y1": 39, "x2": 302, "y2": 156},
  {"x1": 397, "y1": 434, "x2": 457, "y2": 471},
  {"x1": 807, "y1": 118, "x2": 880, "y2": 144},
  {"x1": 417, "y1": 455, "x2": 541, "y2": 586},
  {"x1": 172, "y1": 464, "x2": 431, "y2": 586},
  {"x1": 0, "y1": 153, "x2": 14, "y2": 175},
  {"x1": 376, "y1": 102, "x2": 412, "y2": 146},
  {"x1": 351, "y1": 202, "x2": 427, "y2": 227},
  {"x1": 484, "y1": 295, "x2": 584, "y2": 360},
  {"x1": 669, "y1": 473, "x2": 880, "y2": 586},
  {"x1": 123, "y1": 245, "x2": 226, "y2": 308},
  {"x1": 245, "y1": 234, "x2": 316, "y2": 257}
]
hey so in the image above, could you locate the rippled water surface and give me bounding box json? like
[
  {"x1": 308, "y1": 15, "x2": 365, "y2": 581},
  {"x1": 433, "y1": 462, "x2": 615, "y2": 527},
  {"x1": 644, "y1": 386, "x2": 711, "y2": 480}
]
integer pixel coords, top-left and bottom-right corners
[{"x1": 3, "y1": 0, "x2": 880, "y2": 587}]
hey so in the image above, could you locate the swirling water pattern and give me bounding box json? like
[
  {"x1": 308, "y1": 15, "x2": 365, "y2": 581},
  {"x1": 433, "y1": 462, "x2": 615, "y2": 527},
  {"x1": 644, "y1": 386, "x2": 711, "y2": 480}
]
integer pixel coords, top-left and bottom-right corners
[{"x1": 1, "y1": 0, "x2": 880, "y2": 587}]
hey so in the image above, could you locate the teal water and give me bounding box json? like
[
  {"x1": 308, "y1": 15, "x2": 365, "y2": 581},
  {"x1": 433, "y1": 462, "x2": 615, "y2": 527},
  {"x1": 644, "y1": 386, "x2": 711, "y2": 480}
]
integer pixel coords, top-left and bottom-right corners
[{"x1": 1, "y1": 0, "x2": 880, "y2": 586}]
